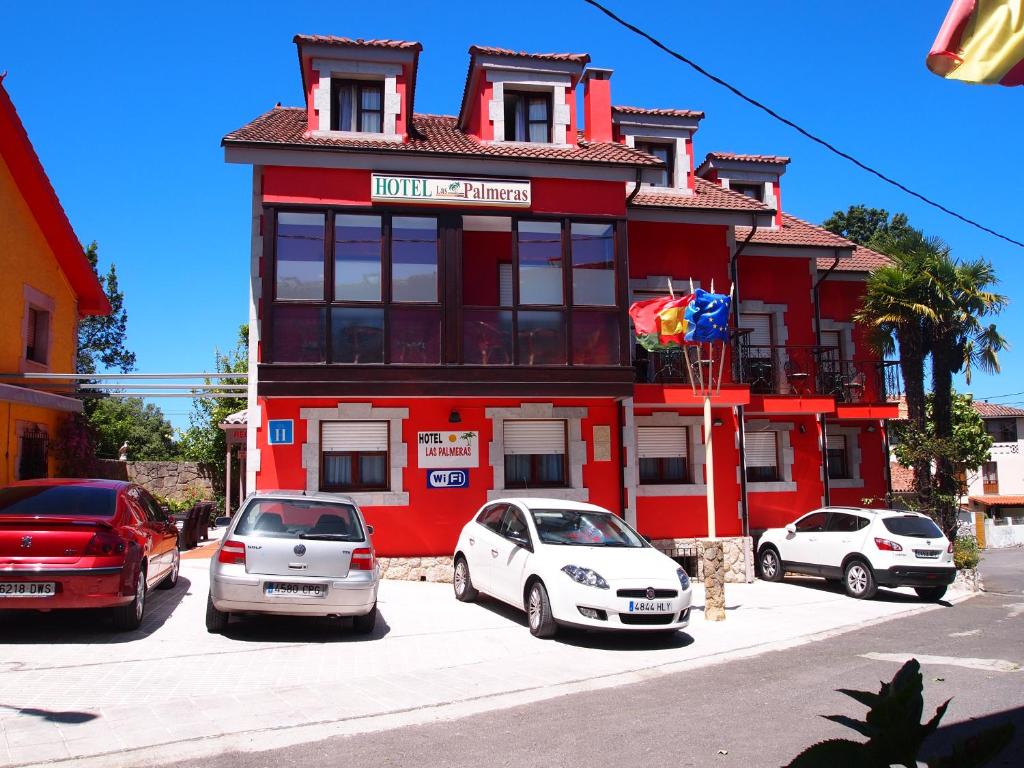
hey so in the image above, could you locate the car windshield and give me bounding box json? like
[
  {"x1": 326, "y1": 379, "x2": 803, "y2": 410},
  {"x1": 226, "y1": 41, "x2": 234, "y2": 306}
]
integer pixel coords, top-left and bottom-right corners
[
  {"x1": 882, "y1": 515, "x2": 943, "y2": 539},
  {"x1": 234, "y1": 499, "x2": 364, "y2": 541},
  {"x1": 0, "y1": 486, "x2": 116, "y2": 518},
  {"x1": 530, "y1": 509, "x2": 646, "y2": 547}
]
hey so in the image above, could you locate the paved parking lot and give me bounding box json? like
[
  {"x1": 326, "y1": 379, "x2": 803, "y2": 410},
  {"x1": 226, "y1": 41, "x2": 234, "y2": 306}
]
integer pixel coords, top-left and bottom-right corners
[{"x1": 0, "y1": 552, "x2": 972, "y2": 768}]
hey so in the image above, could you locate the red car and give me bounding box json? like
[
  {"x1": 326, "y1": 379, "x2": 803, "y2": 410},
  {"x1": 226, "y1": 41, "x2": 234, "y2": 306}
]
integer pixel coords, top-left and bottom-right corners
[{"x1": 0, "y1": 479, "x2": 180, "y2": 630}]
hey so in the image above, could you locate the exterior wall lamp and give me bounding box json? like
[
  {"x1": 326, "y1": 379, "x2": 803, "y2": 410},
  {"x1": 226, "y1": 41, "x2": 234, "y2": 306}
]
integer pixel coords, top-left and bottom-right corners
[{"x1": 449, "y1": 410, "x2": 461, "y2": 424}]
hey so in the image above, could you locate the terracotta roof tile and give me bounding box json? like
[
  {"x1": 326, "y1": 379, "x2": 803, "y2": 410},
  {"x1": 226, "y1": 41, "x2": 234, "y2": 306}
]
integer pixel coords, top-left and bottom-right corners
[
  {"x1": 815, "y1": 245, "x2": 891, "y2": 273},
  {"x1": 468, "y1": 45, "x2": 590, "y2": 64},
  {"x1": 293, "y1": 35, "x2": 422, "y2": 51},
  {"x1": 973, "y1": 401, "x2": 1024, "y2": 418},
  {"x1": 736, "y1": 213, "x2": 856, "y2": 250},
  {"x1": 613, "y1": 105, "x2": 705, "y2": 120},
  {"x1": 969, "y1": 495, "x2": 1024, "y2": 507},
  {"x1": 890, "y1": 463, "x2": 915, "y2": 493},
  {"x1": 223, "y1": 107, "x2": 660, "y2": 167},
  {"x1": 704, "y1": 151, "x2": 790, "y2": 165},
  {"x1": 630, "y1": 178, "x2": 771, "y2": 212}
]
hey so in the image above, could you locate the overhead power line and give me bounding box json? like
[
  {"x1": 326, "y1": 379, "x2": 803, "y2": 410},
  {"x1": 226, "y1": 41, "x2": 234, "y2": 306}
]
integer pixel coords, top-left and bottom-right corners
[{"x1": 583, "y1": 0, "x2": 1024, "y2": 250}]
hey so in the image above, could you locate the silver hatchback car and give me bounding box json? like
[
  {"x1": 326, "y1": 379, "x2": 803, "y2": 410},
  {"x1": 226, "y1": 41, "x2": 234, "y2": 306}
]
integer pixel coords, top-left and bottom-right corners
[{"x1": 206, "y1": 491, "x2": 379, "y2": 634}]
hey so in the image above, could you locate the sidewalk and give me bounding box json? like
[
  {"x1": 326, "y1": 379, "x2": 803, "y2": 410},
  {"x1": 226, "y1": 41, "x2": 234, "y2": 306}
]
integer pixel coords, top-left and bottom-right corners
[{"x1": 0, "y1": 557, "x2": 973, "y2": 768}]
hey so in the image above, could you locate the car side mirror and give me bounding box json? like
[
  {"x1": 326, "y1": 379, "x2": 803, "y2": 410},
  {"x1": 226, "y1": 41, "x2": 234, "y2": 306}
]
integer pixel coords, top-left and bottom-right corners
[
  {"x1": 366, "y1": 525, "x2": 374, "y2": 536},
  {"x1": 785, "y1": 523, "x2": 797, "y2": 535}
]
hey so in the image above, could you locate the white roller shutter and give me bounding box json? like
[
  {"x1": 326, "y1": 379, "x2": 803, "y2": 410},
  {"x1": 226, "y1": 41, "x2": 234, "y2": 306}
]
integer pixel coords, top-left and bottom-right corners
[
  {"x1": 503, "y1": 420, "x2": 565, "y2": 455},
  {"x1": 321, "y1": 421, "x2": 388, "y2": 451},
  {"x1": 826, "y1": 434, "x2": 847, "y2": 452},
  {"x1": 740, "y1": 313, "x2": 773, "y2": 347},
  {"x1": 637, "y1": 426, "x2": 688, "y2": 458},
  {"x1": 821, "y1": 330, "x2": 841, "y2": 354},
  {"x1": 499, "y1": 263, "x2": 513, "y2": 307},
  {"x1": 745, "y1": 432, "x2": 778, "y2": 468}
]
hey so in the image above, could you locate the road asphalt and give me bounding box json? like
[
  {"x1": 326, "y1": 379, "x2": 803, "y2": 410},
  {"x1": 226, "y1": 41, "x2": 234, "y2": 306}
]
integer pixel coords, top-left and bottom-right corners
[{"x1": 172, "y1": 548, "x2": 1024, "y2": 768}]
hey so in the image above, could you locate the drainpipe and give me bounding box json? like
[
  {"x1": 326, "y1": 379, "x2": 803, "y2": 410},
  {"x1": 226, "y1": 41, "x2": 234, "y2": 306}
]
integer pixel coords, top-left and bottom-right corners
[
  {"x1": 814, "y1": 249, "x2": 843, "y2": 506},
  {"x1": 731, "y1": 213, "x2": 759, "y2": 538},
  {"x1": 626, "y1": 167, "x2": 643, "y2": 205}
]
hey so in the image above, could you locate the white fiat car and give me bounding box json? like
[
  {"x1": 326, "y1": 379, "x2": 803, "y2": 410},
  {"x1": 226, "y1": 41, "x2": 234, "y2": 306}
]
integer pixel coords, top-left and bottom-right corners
[
  {"x1": 207, "y1": 491, "x2": 379, "y2": 633},
  {"x1": 757, "y1": 506, "x2": 955, "y2": 601},
  {"x1": 453, "y1": 498, "x2": 692, "y2": 638}
]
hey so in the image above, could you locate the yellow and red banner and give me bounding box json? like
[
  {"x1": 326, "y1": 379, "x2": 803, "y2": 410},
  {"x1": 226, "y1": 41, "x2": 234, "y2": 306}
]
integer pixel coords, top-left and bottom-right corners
[{"x1": 927, "y1": 0, "x2": 1024, "y2": 86}]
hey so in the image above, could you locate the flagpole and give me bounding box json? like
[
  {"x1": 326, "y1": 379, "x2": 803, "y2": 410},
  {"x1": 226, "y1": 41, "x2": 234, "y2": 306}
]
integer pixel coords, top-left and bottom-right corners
[{"x1": 704, "y1": 376, "x2": 716, "y2": 539}]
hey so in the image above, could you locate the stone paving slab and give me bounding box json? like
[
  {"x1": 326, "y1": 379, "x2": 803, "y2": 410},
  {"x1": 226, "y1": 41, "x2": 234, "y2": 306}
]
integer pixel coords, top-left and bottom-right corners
[{"x1": 0, "y1": 557, "x2": 972, "y2": 768}]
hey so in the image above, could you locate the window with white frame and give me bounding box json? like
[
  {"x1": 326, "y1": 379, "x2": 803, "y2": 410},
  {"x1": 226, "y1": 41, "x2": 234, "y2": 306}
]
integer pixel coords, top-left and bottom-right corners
[
  {"x1": 826, "y1": 434, "x2": 851, "y2": 480},
  {"x1": 634, "y1": 141, "x2": 674, "y2": 188},
  {"x1": 745, "y1": 431, "x2": 780, "y2": 483},
  {"x1": 637, "y1": 426, "x2": 690, "y2": 484},
  {"x1": 730, "y1": 182, "x2": 764, "y2": 201},
  {"x1": 503, "y1": 420, "x2": 567, "y2": 488},
  {"x1": 320, "y1": 421, "x2": 389, "y2": 492},
  {"x1": 330, "y1": 80, "x2": 384, "y2": 133},
  {"x1": 503, "y1": 90, "x2": 551, "y2": 143}
]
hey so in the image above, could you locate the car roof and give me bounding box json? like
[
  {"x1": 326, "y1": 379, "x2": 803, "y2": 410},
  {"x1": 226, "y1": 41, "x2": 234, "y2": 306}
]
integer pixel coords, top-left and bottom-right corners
[
  {"x1": 247, "y1": 489, "x2": 358, "y2": 505},
  {"x1": 491, "y1": 497, "x2": 613, "y2": 513},
  {"x1": 820, "y1": 506, "x2": 929, "y2": 518},
  {"x1": 6, "y1": 478, "x2": 129, "y2": 491}
]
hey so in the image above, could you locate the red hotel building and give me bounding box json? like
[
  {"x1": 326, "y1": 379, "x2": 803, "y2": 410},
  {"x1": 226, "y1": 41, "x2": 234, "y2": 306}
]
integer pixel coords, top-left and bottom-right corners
[{"x1": 222, "y1": 36, "x2": 900, "y2": 572}]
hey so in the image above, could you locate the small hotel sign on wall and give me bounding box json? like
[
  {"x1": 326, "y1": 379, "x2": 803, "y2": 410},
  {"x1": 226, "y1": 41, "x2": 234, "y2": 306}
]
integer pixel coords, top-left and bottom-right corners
[{"x1": 371, "y1": 174, "x2": 531, "y2": 208}]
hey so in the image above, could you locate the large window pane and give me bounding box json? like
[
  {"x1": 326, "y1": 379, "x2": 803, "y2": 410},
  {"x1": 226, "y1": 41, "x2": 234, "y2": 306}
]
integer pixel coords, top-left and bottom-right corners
[
  {"x1": 392, "y1": 216, "x2": 438, "y2": 303},
  {"x1": 571, "y1": 222, "x2": 615, "y2": 306},
  {"x1": 518, "y1": 220, "x2": 562, "y2": 305},
  {"x1": 517, "y1": 311, "x2": 566, "y2": 366},
  {"x1": 272, "y1": 306, "x2": 325, "y2": 362},
  {"x1": 390, "y1": 308, "x2": 441, "y2": 364},
  {"x1": 572, "y1": 312, "x2": 619, "y2": 365},
  {"x1": 334, "y1": 214, "x2": 382, "y2": 301},
  {"x1": 360, "y1": 86, "x2": 383, "y2": 133},
  {"x1": 276, "y1": 212, "x2": 324, "y2": 300},
  {"x1": 463, "y1": 310, "x2": 513, "y2": 365},
  {"x1": 331, "y1": 307, "x2": 384, "y2": 364}
]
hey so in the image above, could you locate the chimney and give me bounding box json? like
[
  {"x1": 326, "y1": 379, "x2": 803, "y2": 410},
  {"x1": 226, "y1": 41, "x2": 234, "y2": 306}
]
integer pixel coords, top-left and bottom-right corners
[{"x1": 583, "y1": 68, "x2": 613, "y2": 143}]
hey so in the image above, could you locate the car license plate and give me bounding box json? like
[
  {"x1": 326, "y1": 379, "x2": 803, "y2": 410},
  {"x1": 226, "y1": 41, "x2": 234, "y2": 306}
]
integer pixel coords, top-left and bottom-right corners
[
  {"x1": 264, "y1": 582, "x2": 327, "y2": 599},
  {"x1": 0, "y1": 582, "x2": 56, "y2": 598},
  {"x1": 627, "y1": 600, "x2": 672, "y2": 612}
]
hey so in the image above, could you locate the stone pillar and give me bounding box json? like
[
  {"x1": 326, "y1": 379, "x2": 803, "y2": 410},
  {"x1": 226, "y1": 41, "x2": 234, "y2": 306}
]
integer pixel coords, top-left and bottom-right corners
[{"x1": 701, "y1": 539, "x2": 726, "y2": 622}]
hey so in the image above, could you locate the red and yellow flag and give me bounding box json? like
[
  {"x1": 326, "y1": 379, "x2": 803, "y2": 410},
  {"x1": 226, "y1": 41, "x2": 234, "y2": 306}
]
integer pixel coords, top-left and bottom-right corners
[
  {"x1": 629, "y1": 294, "x2": 694, "y2": 351},
  {"x1": 927, "y1": 0, "x2": 1024, "y2": 86}
]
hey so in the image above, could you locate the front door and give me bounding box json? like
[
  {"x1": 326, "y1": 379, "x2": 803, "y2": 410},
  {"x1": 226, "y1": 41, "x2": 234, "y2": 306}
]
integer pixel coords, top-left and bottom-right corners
[
  {"x1": 468, "y1": 503, "x2": 507, "y2": 596},
  {"x1": 488, "y1": 504, "x2": 533, "y2": 606},
  {"x1": 780, "y1": 510, "x2": 829, "y2": 572},
  {"x1": 819, "y1": 511, "x2": 870, "y2": 575}
]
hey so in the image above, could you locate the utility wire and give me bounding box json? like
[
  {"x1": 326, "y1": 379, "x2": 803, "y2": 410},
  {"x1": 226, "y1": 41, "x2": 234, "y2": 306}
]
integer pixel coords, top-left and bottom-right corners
[{"x1": 583, "y1": 0, "x2": 1024, "y2": 250}]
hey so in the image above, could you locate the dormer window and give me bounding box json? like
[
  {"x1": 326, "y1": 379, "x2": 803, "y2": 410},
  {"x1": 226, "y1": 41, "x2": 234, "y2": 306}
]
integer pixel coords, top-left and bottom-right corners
[
  {"x1": 503, "y1": 91, "x2": 551, "y2": 143},
  {"x1": 731, "y1": 182, "x2": 764, "y2": 202},
  {"x1": 331, "y1": 80, "x2": 384, "y2": 133},
  {"x1": 635, "y1": 141, "x2": 674, "y2": 188}
]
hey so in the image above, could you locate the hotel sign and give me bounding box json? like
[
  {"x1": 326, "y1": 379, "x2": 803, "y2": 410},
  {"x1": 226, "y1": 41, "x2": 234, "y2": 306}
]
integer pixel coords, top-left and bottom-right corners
[
  {"x1": 372, "y1": 174, "x2": 531, "y2": 208},
  {"x1": 417, "y1": 431, "x2": 480, "y2": 468}
]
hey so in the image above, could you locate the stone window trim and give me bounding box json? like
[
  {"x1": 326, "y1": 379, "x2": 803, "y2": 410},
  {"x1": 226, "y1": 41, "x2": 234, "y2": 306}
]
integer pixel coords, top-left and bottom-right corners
[
  {"x1": 825, "y1": 425, "x2": 864, "y2": 489},
  {"x1": 631, "y1": 411, "x2": 707, "y2": 497},
  {"x1": 719, "y1": 173, "x2": 779, "y2": 214},
  {"x1": 311, "y1": 58, "x2": 403, "y2": 140},
  {"x1": 300, "y1": 402, "x2": 409, "y2": 506},
  {"x1": 20, "y1": 284, "x2": 55, "y2": 373},
  {"x1": 486, "y1": 403, "x2": 587, "y2": 502},
  {"x1": 485, "y1": 72, "x2": 572, "y2": 147},
  {"x1": 744, "y1": 419, "x2": 796, "y2": 492}
]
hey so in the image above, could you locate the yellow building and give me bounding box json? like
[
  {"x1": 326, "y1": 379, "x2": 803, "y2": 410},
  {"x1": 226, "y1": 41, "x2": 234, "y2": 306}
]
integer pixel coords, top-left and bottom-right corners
[{"x1": 0, "y1": 76, "x2": 109, "y2": 484}]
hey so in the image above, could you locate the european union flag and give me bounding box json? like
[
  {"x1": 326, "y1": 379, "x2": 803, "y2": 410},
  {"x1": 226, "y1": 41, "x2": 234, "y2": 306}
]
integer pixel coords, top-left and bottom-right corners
[{"x1": 683, "y1": 289, "x2": 732, "y2": 343}]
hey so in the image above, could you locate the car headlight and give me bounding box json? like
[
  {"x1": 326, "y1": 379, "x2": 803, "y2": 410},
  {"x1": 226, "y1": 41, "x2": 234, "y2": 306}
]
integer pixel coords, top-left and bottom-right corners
[
  {"x1": 677, "y1": 567, "x2": 691, "y2": 591},
  {"x1": 561, "y1": 565, "x2": 610, "y2": 589}
]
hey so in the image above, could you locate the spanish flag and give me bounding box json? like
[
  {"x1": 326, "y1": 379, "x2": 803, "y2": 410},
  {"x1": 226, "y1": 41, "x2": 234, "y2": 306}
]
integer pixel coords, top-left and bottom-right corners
[
  {"x1": 927, "y1": 0, "x2": 1024, "y2": 86},
  {"x1": 629, "y1": 294, "x2": 694, "y2": 351}
]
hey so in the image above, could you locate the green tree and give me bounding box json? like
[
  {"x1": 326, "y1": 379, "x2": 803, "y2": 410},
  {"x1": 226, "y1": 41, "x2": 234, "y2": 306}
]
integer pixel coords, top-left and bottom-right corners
[
  {"x1": 823, "y1": 205, "x2": 916, "y2": 248},
  {"x1": 77, "y1": 242, "x2": 136, "y2": 375},
  {"x1": 89, "y1": 398, "x2": 178, "y2": 460},
  {"x1": 178, "y1": 324, "x2": 248, "y2": 476}
]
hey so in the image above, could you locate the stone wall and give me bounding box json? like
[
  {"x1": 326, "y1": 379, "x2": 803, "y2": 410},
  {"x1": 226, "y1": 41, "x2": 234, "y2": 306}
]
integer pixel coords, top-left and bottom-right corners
[
  {"x1": 95, "y1": 459, "x2": 218, "y2": 502},
  {"x1": 651, "y1": 536, "x2": 755, "y2": 583},
  {"x1": 378, "y1": 556, "x2": 453, "y2": 583}
]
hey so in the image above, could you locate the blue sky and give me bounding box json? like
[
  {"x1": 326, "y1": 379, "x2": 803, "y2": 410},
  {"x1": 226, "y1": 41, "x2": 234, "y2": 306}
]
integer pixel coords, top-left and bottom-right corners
[{"x1": 3, "y1": 1, "x2": 1022, "y2": 428}]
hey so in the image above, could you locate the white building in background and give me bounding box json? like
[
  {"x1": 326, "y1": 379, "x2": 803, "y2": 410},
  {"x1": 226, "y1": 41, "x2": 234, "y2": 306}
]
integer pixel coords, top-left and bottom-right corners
[{"x1": 965, "y1": 401, "x2": 1024, "y2": 548}]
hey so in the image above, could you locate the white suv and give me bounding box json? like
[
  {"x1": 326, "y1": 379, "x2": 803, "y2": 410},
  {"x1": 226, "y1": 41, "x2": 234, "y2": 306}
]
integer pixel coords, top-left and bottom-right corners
[{"x1": 757, "y1": 507, "x2": 955, "y2": 601}]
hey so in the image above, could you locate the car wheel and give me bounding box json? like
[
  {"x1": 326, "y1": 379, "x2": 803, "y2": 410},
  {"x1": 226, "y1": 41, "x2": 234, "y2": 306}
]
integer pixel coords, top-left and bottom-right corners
[
  {"x1": 914, "y1": 586, "x2": 947, "y2": 602},
  {"x1": 157, "y1": 548, "x2": 180, "y2": 590},
  {"x1": 352, "y1": 603, "x2": 377, "y2": 635},
  {"x1": 205, "y1": 593, "x2": 229, "y2": 634},
  {"x1": 759, "y1": 546, "x2": 784, "y2": 582},
  {"x1": 843, "y1": 559, "x2": 878, "y2": 600},
  {"x1": 527, "y1": 581, "x2": 558, "y2": 638},
  {"x1": 453, "y1": 556, "x2": 478, "y2": 602},
  {"x1": 112, "y1": 568, "x2": 146, "y2": 631}
]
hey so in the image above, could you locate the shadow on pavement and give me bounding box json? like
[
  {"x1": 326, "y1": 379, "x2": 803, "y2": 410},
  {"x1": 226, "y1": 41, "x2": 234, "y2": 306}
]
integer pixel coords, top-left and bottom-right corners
[
  {"x1": 783, "y1": 576, "x2": 953, "y2": 606},
  {"x1": 922, "y1": 704, "x2": 1023, "y2": 767},
  {"x1": 0, "y1": 575, "x2": 192, "y2": 644},
  {"x1": 221, "y1": 610, "x2": 392, "y2": 643},
  {"x1": 0, "y1": 703, "x2": 98, "y2": 724}
]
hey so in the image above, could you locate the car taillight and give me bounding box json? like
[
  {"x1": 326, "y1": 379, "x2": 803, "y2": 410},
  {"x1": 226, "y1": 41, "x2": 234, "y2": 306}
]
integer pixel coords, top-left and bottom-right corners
[
  {"x1": 874, "y1": 537, "x2": 903, "y2": 552},
  {"x1": 218, "y1": 540, "x2": 247, "y2": 565},
  {"x1": 947, "y1": 541, "x2": 954, "y2": 553},
  {"x1": 350, "y1": 548, "x2": 374, "y2": 571},
  {"x1": 84, "y1": 532, "x2": 127, "y2": 556}
]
